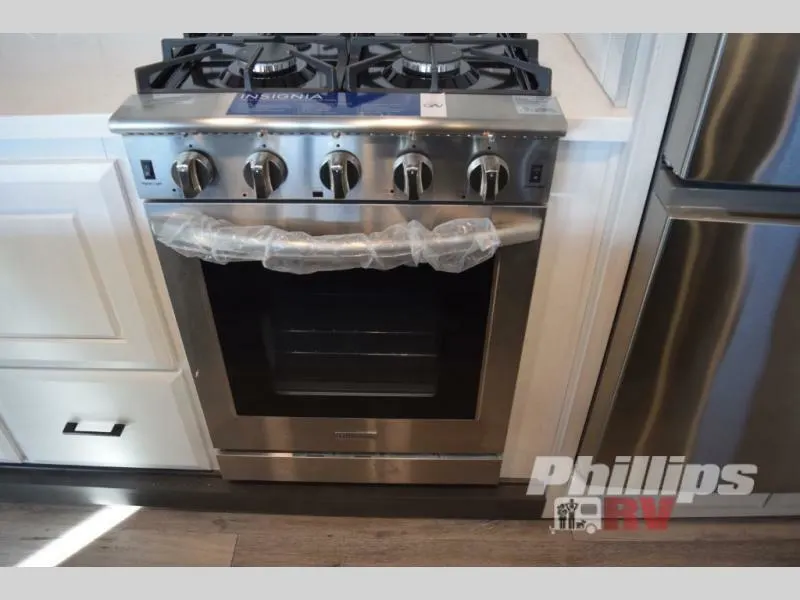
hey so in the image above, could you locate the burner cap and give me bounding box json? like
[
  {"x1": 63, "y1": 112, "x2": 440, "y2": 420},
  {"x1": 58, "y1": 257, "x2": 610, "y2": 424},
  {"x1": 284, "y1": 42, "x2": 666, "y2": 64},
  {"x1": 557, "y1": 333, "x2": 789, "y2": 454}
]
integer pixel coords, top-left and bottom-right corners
[
  {"x1": 234, "y1": 43, "x2": 297, "y2": 75},
  {"x1": 401, "y1": 43, "x2": 462, "y2": 75}
]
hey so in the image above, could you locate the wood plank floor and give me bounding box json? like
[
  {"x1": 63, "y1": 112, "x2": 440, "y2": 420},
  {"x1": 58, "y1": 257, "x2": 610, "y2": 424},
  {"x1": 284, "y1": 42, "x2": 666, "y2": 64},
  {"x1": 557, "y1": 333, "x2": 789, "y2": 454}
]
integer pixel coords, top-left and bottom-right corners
[{"x1": 1, "y1": 502, "x2": 799, "y2": 566}]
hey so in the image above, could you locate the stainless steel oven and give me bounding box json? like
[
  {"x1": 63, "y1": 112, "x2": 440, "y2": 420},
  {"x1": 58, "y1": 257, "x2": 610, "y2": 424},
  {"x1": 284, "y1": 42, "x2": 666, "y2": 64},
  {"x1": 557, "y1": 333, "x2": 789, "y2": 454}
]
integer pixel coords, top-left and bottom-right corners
[
  {"x1": 110, "y1": 44, "x2": 566, "y2": 483},
  {"x1": 149, "y1": 201, "x2": 543, "y2": 484}
]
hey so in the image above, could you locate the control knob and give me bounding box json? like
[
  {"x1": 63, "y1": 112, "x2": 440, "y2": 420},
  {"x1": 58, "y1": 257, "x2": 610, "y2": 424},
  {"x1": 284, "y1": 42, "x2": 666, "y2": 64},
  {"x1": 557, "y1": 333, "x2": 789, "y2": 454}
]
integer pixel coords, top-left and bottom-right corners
[
  {"x1": 467, "y1": 154, "x2": 510, "y2": 202},
  {"x1": 320, "y1": 151, "x2": 361, "y2": 199},
  {"x1": 393, "y1": 152, "x2": 433, "y2": 200},
  {"x1": 243, "y1": 151, "x2": 287, "y2": 199},
  {"x1": 171, "y1": 150, "x2": 215, "y2": 199}
]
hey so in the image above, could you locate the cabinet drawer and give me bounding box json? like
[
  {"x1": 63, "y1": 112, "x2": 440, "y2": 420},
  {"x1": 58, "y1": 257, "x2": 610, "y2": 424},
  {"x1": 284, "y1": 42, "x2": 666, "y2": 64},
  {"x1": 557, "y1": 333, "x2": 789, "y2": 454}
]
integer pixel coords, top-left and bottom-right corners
[{"x1": 0, "y1": 369, "x2": 210, "y2": 469}]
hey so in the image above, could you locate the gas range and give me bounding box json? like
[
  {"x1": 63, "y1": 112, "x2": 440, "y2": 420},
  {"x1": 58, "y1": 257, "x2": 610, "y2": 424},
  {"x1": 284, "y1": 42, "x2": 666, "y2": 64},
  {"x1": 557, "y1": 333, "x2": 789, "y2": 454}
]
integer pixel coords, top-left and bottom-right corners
[
  {"x1": 110, "y1": 33, "x2": 566, "y2": 206},
  {"x1": 109, "y1": 34, "x2": 568, "y2": 485}
]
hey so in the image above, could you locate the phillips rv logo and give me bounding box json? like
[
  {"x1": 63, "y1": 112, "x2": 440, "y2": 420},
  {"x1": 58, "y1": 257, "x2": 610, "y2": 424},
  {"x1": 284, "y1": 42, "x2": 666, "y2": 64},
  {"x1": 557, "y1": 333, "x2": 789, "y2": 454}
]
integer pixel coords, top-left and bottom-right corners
[{"x1": 528, "y1": 456, "x2": 758, "y2": 533}]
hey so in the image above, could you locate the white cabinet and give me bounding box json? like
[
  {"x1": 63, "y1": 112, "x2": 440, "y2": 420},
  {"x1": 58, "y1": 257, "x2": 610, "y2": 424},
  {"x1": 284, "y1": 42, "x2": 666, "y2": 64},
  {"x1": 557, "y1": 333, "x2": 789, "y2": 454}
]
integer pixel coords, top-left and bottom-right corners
[
  {"x1": 0, "y1": 157, "x2": 212, "y2": 471},
  {"x1": 0, "y1": 368, "x2": 210, "y2": 469},
  {"x1": 0, "y1": 160, "x2": 174, "y2": 369}
]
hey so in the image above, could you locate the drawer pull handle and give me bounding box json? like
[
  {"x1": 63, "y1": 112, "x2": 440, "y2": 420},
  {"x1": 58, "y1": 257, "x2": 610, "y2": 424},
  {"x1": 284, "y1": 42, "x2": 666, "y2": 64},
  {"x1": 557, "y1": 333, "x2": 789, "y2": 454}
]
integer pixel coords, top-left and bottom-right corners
[{"x1": 62, "y1": 421, "x2": 126, "y2": 437}]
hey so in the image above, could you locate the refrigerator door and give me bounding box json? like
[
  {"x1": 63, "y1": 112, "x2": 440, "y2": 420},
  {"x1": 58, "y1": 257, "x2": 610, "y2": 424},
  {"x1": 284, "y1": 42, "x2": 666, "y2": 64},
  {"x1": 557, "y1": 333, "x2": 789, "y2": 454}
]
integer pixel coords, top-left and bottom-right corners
[
  {"x1": 582, "y1": 183, "x2": 800, "y2": 498},
  {"x1": 663, "y1": 33, "x2": 800, "y2": 188}
]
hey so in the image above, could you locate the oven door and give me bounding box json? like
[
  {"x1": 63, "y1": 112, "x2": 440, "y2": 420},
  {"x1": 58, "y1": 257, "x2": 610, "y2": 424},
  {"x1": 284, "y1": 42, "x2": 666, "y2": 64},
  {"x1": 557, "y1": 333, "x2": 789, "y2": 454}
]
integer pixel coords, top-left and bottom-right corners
[{"x1": 146, "y1": 202, "x2": 543, "y2": 457}]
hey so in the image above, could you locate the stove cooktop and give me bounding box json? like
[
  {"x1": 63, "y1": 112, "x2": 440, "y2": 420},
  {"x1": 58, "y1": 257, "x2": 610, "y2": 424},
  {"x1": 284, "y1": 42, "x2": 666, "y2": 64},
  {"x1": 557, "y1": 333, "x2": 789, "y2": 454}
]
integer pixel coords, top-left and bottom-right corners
[{"x1": 134, "y1": 33, "x2": 552, "y2": 96}]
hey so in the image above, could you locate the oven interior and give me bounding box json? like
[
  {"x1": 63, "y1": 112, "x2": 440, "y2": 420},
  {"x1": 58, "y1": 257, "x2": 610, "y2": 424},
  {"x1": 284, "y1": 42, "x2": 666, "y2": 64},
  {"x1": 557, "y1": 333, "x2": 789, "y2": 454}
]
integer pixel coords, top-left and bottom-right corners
[{"x1": 201, "y1": 259, "x2": 495, "y2": 419}]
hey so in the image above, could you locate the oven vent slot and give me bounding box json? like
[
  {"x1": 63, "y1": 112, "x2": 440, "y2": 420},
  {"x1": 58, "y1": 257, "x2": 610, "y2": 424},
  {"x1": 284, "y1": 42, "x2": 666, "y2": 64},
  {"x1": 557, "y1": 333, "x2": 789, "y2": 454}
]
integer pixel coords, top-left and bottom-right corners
[
  {"x1": 262, "y1": 452, "x2": 502, "y2": 460},
  {"x1": 334, "y1": 431, "x2": 378, "y2": 440}
]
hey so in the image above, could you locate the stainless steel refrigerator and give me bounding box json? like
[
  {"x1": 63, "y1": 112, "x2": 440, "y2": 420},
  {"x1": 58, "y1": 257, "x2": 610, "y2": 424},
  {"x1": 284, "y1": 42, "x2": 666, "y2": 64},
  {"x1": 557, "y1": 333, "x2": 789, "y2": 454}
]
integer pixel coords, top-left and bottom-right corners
[{"x1": 580, "y1": 34, "x2": 800, "y2": 516}]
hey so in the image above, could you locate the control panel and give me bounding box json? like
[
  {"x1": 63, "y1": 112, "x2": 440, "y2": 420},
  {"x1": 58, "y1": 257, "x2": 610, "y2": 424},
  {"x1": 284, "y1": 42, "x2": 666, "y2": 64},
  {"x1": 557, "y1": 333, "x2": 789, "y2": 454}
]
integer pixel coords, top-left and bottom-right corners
[{"x1": 123, "y1": 131, "x2": 559, "y2": 205}]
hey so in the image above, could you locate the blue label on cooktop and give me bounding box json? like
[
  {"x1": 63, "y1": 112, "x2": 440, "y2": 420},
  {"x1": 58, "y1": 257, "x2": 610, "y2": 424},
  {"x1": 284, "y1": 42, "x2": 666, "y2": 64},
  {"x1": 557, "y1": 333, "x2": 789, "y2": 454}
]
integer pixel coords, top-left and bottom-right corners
[{"x1": 227, "y1": 92, "x2": 421, "y2": 116}]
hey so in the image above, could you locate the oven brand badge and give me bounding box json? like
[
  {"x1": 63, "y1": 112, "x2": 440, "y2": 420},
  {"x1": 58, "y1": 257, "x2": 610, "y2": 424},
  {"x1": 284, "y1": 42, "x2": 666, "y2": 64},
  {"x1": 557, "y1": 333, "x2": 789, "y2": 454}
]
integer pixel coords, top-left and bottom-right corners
[
  {"x1": 530, "y1": 456, "x2": 759, "y2": 533},
  {"x1": 241, "y1": 92, "x2": 326, "y2": 102},
  {"x1": 242, "y1": 92, "x2": 327, "y2": 107}
]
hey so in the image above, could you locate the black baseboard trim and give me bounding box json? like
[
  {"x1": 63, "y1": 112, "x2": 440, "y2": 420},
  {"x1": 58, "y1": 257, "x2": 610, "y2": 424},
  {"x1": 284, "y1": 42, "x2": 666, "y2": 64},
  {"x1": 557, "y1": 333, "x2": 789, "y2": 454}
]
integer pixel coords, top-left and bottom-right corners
[{"x1": 0, "y1": 465, "x2": 545, "y2": 520}]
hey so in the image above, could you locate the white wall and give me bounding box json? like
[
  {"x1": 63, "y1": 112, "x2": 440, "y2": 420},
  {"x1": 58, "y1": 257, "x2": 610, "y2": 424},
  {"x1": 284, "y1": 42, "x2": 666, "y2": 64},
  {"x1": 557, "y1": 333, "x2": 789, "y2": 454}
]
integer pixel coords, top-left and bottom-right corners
[
  {"x1": 0, "y1": 34, "x2": 179, "y2": 116},
  {"x1": 0, "y1": 34, "x2": 177, "y2": 75}
]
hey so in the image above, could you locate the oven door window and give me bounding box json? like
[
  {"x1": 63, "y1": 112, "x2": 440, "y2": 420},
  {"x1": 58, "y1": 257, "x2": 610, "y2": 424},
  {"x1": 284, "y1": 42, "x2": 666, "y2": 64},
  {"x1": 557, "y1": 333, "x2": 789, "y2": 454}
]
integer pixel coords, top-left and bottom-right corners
[{"x1": 202, "y1": 261, "x2": 494, "y2": 419}]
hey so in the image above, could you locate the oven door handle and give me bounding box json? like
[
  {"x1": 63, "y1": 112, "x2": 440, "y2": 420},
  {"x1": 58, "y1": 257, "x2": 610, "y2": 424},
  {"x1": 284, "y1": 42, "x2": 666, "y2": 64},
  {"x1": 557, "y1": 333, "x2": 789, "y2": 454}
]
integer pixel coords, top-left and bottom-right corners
[{"x1": 150, "y1": 210, "x2": 541, "y2": 274}]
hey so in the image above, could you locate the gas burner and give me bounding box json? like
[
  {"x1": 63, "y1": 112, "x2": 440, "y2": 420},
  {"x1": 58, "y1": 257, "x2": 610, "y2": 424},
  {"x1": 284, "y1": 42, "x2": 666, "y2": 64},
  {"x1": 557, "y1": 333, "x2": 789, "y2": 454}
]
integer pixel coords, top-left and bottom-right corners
[
  {"x1": 401, "y1": 44, "x2": 462, "y2": 74},
  {"x1": 215, "y1": 43, "x2": 316, "y2": 89},
  {"x1": 234, "y1": 43, "x2": 297, "y2": 75},
  {"x1": 381, "y1": 44, "x2": 480, "y2": 90},
  {"x1": 345, "y1": 34, "x2": 553, "y2": 95},
  {"x1": 135, "y1": 34, "x2": 345, "y2": 94},
  {"x1": 220, "y1": 46, "x2": 316, "y2": 89}
]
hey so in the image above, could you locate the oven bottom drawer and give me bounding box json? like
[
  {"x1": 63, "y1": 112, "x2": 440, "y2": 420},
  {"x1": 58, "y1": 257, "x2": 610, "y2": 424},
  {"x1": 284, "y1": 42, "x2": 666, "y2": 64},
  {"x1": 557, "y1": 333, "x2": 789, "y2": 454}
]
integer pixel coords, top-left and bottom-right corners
[{"x1": 217, "y1": 452, "x2": 501, "y2": 485}]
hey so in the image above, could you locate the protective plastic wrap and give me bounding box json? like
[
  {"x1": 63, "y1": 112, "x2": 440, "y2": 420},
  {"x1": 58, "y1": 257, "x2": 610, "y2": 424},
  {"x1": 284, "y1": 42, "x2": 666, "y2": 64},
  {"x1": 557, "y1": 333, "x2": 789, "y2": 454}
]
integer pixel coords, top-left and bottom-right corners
[{"x1": 151, "y1": 209, "x2": 528, "y2": 274}]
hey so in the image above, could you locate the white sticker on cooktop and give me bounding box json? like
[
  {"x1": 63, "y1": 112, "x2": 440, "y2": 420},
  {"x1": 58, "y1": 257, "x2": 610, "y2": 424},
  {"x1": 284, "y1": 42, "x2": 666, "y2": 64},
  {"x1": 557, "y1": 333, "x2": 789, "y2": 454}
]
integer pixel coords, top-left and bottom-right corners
[
  {"x1": 512, "y1": 96, "x2": 561, "y2": 115},
  {"x1": 143, "y1": 94, "x2": 197, "y2": 106},
  {"x1": 420, "y1": 93, "x2": 447, "y2": 118}
]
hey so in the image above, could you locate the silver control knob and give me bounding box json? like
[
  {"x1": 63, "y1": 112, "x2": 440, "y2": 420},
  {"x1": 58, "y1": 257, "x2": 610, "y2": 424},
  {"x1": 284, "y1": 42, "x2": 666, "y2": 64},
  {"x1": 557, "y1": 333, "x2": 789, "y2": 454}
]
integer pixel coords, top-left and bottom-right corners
[
  {"x1": 243, "y1": 151, "x2": 287, "y2": 199},
  {"x1": 467, "y1": 154, "x2": 510, "y2": 202},
  {"x1": 320, "y1": 151, "x2": 361, "y2": 199},
  {"x1": 171, "y1": 150, "x2": 215, "y2": 199},
  {"x1": 393, "y1": 152, "x2": 433, "y2": 201}
]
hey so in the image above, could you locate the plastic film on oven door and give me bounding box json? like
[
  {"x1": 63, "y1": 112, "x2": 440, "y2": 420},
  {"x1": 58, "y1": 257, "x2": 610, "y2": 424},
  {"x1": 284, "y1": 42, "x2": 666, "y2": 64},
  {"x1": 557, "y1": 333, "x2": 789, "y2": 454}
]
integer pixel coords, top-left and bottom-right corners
[{"x1": 149, "y1": 209, "x2": 542, "y2": 274}]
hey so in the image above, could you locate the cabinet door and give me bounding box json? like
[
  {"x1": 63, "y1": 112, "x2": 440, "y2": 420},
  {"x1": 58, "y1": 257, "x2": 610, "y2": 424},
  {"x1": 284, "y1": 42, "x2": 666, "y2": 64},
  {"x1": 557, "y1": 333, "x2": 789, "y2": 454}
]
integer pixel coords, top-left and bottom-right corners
[
  {"x1": 0, "y1": 368, "x2": 210, "y2": 469},
  {"x1": 0, "y1": 160, "x2": 173, "y2": 369}
]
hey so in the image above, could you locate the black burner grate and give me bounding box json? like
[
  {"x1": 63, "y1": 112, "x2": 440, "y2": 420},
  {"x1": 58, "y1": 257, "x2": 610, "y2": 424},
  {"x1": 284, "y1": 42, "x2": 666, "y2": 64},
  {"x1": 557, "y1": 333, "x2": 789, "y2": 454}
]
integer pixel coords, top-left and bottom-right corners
[
  {"x1": 132, "y1": 33, "x2": 552, "y2": 96},
  {"x1": 135, "y1": 34, "x2": 347, "y2": 94},
  {"x1": 344, "y1": 34, "x2": 552, "y2": 96}
]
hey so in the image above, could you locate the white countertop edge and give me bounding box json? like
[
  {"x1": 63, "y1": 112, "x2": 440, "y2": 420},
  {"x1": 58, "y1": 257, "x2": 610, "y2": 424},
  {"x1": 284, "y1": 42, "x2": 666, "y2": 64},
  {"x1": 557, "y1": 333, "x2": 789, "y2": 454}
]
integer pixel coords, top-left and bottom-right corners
[
  {"x1": 563, "y1": 115, "x2": 632, "y2": 143},
  {"x1": 0, "y1": 114, "x2": 112, "y2": 141},
  {"x1": 0, "y1": 112, "x2": 632, "y2": 143}
]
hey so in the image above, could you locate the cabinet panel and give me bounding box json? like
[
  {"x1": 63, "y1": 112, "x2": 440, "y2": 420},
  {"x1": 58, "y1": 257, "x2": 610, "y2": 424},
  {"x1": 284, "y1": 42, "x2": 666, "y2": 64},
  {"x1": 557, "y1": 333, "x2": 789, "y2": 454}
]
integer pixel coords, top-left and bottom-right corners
[
  {"x1": 0, "y1": 160, "x2": 173, "y2": 368},
  {"x1": 568, "y1": 34, "x2": 641, "y2": 107},
  {"x1": 0, "y1": 419, "x2": 21, "y2": 463},
  {"x1": 0, "y1": 214, "x2": 118, "y2": 338},
  {"x1": 0, "y1": 368, "x2": 210, "y2": 469}
]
